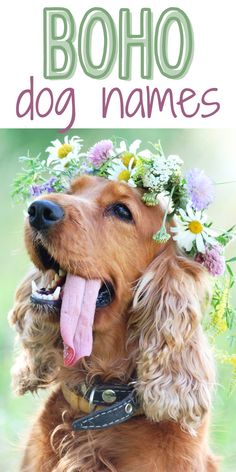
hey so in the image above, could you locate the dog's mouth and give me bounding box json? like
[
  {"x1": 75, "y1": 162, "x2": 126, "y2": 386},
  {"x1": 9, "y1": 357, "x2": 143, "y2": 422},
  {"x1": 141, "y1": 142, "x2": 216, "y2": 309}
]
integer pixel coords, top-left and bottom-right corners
[
  {"x1": 30, "y1": 243, "x2": 115, "y2": 309},
  {"x1": 30, "y1": 243, "x2": 115, "y2": 367},
  {"x1": 31, "y1": 273, "x2": 114, "y2": 309}
]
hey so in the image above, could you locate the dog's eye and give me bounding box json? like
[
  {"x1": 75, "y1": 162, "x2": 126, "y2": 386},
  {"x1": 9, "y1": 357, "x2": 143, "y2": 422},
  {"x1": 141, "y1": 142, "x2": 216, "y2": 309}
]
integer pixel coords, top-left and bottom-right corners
[{"x1": 105, "y1": 203, "x2": 133, "y2": 222}]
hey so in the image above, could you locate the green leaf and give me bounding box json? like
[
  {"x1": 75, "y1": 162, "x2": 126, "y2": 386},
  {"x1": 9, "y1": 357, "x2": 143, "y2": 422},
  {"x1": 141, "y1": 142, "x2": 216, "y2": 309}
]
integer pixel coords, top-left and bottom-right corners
[
  {"x1": 226, "y1": 264, "x2": 234, "y2": 278},
  {"x1": 216, "y1": 226, "x2": 236, "y2": 247},
  {"x1": 225, "y1": 306, "x2": 236, "y2": 330}
]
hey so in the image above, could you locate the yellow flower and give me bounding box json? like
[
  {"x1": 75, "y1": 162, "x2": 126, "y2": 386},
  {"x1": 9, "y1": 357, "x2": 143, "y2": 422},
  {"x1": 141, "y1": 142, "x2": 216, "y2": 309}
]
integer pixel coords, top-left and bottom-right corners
[
  {"x1": 214, "y1": 350, "x2": 236, "y2": 392},
  {"x1": 117, "y1": 169, "x2": 131, "y2": 182},
  {"x1": 188, "y1": 220, "x2": 203, "y2": 234},
  {"x1": 57, "y1": 143, "x2": 73, "y2": 159},
  {"x1": 121, "y1": 152, "x2": 137, "y2": 168},
  {"x1": 210, "y1": 287, "x2": 229, "y2": 334},
  {"x1": 227, "y1": 356, "x2": 236, "y2": 369}
]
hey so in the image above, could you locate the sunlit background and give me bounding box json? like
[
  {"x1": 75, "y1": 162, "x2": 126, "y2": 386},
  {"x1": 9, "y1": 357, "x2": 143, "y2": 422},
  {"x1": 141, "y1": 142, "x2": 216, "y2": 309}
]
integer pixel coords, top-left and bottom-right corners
[{"x1": 0, "y1": 129, "x2": 235, "y2": 471}]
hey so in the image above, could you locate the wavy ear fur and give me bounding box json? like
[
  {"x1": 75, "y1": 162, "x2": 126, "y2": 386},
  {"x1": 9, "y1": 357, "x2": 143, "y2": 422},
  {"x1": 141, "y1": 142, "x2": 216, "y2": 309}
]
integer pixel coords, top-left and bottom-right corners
[
  {"x1": 130, "y1": 242, "x2": 215, "y2": 435},
  {"x1": 8, "y1": 270, "x2": 60, "y2": 395}
]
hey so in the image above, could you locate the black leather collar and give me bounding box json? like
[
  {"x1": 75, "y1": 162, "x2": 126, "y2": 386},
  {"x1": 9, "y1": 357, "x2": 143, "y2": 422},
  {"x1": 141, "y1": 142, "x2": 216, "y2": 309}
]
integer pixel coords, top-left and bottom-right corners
[
  {"x1": 64, "y1": 381, "x2": 142, "y2": 431},
  {"x1": 80, "y1": 382, "x2": 135, "y2": 406},
  {"x1": 72, "y1": 389, "x2": 140, "y2": 431}
]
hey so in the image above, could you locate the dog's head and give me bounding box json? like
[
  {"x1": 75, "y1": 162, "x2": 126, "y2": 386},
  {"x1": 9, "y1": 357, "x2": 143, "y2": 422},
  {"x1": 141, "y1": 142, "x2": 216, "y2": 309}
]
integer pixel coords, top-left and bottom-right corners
[
  {"x1": 25, "y1": 175, "x2": 164, "y2": 334},
  {"x1": 11, "y1": 175, "x2": 215, "y2": 434}
]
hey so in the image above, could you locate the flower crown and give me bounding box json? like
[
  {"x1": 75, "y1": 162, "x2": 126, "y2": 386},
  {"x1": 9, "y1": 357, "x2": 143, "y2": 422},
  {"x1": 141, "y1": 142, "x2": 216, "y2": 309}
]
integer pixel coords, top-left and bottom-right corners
[
  {"x1": 12, "y1": 134, "x2": 236, "y2": 380},
  {"x1": 13, "y1": 135, "x2": 235, "y2": 275}
]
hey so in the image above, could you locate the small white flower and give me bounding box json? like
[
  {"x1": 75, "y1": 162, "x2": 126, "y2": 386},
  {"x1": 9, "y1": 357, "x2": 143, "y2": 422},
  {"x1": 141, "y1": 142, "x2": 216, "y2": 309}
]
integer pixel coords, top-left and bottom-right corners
[
  {"x1": 152, "y1": 154, "x2": 183, "y2": 175},
  {"x1": 152, "y1": 155, "x2": 170, "y2": 174},
  {"x1": 143, "y1": 170, "x2": 169, "y2": 192},
  {"x1": 107, "y1": 158, "x2": 136, "y2": 187},
  {"x1": 143, "y1": 154, "x2": 183, "y2": 193},
  {"x1": 167, "y1": 155, "x2": 183, "y2": 169},
  {"x1": 143, "y1": 156, "x2": 170, "y2": 192},
  {"x1": 171, "y1": 204, "x2": 216, "y2": 253},
  {"x1": 46, "y1": 136, "x2": 84, "y2": 170}
]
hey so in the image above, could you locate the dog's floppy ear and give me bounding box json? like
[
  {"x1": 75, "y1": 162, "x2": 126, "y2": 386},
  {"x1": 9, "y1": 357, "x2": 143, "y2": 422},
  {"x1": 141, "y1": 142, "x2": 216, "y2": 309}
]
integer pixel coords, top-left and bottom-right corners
[
  {"x1": 9, "y1": 270, "x2": 60, "y2": 395},
  {"x1": 130, "y1": 242, "x2": 215, "y2": 434}
]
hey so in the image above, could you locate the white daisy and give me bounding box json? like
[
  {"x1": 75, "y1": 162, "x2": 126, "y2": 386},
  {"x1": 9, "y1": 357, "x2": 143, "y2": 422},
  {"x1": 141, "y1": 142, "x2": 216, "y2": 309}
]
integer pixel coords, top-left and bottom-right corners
[
  {"x1": 114, "y1": 139, "x2": 152, "y2": 160},
  {"x1": 106, "y1": 140, "x2": 152, "y2": 187},
  {"x1": 171, "y1": 204, "x2": 216, "y2": 253},
  {"x1": 107, "y1": 158, "x2": 136, "y2": 187},
  {"x1": 46, "y1": 136, "x2": 84, "y2": 170}
]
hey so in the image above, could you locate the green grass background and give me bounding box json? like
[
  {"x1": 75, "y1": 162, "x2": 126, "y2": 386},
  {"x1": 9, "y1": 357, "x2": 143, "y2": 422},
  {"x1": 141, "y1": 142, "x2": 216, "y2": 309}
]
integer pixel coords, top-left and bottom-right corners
[{"x1": 0, "y1": 129, "x2": 235, "y2": 471}]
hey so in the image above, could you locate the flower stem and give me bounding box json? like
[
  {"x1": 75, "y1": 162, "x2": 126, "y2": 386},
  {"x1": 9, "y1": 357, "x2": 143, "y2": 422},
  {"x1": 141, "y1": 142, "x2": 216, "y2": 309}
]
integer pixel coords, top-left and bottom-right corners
[
  {"x1": 162, "y1": 185, "x2": 176, "y2": 227},
  {"x1": 153, "y1": 186, "x2": 176, "y2": 243},
  {"x1": 214, "y1": 180, "x2": 236, "y2": 186},
  {"x1": 148, "y1": 140, "x2": 164, "y2": 156}
]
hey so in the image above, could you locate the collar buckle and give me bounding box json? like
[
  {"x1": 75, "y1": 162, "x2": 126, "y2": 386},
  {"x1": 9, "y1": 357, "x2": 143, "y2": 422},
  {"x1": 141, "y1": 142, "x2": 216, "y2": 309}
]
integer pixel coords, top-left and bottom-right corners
[{"x1": 88, "y1": 386, "x2": 97, "y2": 412}]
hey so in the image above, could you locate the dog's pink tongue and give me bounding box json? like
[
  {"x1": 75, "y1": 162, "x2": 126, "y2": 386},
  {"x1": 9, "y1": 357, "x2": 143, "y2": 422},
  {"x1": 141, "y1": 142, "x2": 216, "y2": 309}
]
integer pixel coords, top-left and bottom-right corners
[{"x1": 60, "y1": 274, "x2": 101, "y2": 367}]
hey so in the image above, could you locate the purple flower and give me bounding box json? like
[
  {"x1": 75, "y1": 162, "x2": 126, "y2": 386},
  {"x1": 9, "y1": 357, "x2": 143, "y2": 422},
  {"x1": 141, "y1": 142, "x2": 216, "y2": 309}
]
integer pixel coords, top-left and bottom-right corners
[
  {"x1": 29, "y1": 177, "x2": 56, "y2": 197},
  {"x1": 29, "y1": 184, "x2": 42, "y2": 197},
  {"x1": 42, "y1": 177, "x2": 57, "y2": 193},
  {"x1": 195, "y1": 244, "x2": 225, "y2": 276},
  {"x1": 185, "y1": 168, "x2": 214, "y2": 211},
  {"x1": 87, "y1": 140, "x2": 113, "y2": 168}
]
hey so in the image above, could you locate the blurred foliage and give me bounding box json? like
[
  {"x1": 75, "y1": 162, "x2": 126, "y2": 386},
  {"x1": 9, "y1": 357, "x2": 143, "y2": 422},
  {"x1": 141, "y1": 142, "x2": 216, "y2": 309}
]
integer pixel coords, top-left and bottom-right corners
[{"x1": 0, "y1": 129, "x2": 236, "y2": 471}]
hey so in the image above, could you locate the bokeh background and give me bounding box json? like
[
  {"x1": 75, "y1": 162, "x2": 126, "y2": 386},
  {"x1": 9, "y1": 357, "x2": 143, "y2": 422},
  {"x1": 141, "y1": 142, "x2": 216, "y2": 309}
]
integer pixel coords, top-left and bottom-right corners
[{"x1": 0, "y1": 129, "x2": 236, "y2": 471}]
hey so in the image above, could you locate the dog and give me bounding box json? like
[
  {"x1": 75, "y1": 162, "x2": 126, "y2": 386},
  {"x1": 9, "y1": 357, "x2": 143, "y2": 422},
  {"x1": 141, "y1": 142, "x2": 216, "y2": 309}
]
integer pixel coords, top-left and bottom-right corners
[{"x1": 9, "y1": 175, "x2": 218, "y2": 471}]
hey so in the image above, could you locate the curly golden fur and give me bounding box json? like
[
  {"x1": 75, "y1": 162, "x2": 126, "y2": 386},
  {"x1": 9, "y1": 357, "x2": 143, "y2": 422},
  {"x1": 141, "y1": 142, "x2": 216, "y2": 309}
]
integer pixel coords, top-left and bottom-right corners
[{"x1": 9, "y1": 175, "x2": 218, "y2": 471}]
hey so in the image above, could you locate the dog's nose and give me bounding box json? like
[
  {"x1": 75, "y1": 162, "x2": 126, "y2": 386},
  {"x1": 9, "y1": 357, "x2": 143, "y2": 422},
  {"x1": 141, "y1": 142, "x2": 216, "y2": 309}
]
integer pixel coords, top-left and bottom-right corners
[{"x1": 28, "y1": 200, "x2": 64, "y2": 230}]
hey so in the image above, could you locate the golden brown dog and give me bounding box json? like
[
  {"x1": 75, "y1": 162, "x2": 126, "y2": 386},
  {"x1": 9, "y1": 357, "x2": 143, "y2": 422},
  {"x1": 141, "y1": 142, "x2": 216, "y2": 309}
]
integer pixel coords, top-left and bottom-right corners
[{"x1": 9, "y1": 175, "x2": 218, "y2": 471}]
